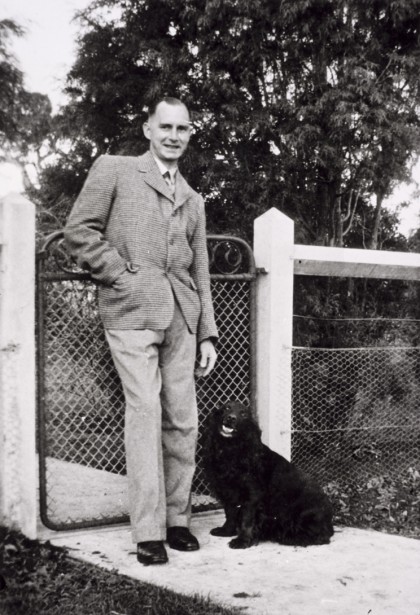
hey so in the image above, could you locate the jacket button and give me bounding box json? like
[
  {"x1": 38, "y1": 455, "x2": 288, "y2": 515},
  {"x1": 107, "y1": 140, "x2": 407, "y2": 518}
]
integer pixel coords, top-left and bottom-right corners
[{"x1": 126, "y1": 262, "x2": 140, "y2": 273}]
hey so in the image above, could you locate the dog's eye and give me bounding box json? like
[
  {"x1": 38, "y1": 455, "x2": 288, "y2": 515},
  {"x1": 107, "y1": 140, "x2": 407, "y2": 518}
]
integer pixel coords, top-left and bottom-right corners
[{"x1": 240, "y1": 411, "x2": 247, "y2": 417}]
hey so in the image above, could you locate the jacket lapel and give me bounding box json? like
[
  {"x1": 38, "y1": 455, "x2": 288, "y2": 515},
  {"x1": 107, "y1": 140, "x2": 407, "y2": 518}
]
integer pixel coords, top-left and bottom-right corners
[
  {"x1": 137, "y1": 151, "x2": 173, "y2": 200},
  {"x1": 174, "y1": 172, "x2": 193, "y2": 211},
  {"x1": 137, "y1": 151, "x2": 193, "y2": 209}
]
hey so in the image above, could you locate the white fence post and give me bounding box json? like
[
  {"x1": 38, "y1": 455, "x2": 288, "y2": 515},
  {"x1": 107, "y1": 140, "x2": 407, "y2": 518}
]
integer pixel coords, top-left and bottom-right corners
[
  {"x1": 254, "y1": 208, "x2": 294, "y2": 459},
  {"x1": 0, "y1": 192, "x2": 37, "y2": 538}
]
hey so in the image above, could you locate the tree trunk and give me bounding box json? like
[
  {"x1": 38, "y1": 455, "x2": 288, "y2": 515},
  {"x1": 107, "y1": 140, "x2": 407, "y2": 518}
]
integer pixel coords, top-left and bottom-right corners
[
  {"x1": 368, "y1": 191, "x2": 384, "y2": 250},
  {"x1": 335, "y1": 196, "x2": 344, "y2": 247}
]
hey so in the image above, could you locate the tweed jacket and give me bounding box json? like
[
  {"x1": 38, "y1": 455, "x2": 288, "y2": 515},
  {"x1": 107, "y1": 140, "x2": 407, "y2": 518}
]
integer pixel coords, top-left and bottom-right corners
[{"x1": 63, "y1": 152, "x2": 218, "y2": 342}]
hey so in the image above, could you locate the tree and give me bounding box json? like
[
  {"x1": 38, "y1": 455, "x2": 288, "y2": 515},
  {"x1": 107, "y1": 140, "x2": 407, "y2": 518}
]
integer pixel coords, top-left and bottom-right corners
[
  {"x1": 39, "y1": 0, "x2": 420, "y2": 246},
  {"x1": 0, "y1": 18, "x2": 54, "y2": 196},
  {"x1": 0, "y1": 19, "x2": 25, "y2": 152}
]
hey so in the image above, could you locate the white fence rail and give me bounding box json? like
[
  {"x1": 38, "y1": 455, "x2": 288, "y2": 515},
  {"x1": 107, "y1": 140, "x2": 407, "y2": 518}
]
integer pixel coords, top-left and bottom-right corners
[{"x1": 254, "y1": 208, "x2": 420, "y2": 459}]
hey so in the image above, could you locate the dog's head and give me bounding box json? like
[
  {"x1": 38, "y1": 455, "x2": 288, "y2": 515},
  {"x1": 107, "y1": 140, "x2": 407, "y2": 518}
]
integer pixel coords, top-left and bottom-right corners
[{"x1": 214, "y1": 401, "x2": 256, "y2": 439}]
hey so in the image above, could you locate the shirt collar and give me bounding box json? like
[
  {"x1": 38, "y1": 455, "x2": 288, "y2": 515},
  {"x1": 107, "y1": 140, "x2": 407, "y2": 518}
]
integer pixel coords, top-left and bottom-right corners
[{"x1": 151, "y1": 154, "x2": 177, "y2": 181}]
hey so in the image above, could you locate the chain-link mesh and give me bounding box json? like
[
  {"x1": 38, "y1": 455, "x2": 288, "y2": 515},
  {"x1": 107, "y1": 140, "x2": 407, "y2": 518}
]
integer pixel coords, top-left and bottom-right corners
[
  {"x1": 37, "y1": 236, "x2": 255, "y2": 529},
  {"x1": 292, "y1": 347, "x2": 420, "y2": 477},
  {"x1": 194, "y1": 280, "x2": 252, "y2": 508},
  {"x1": 40, "y1": 279, "x2": 127, "y2": 527},
  {"x1": 291, "y1": 347, "x2": 420, "y2": 525}
]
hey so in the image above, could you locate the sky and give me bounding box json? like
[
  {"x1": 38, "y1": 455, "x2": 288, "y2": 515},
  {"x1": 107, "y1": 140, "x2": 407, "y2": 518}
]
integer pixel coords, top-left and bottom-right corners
[
  {"x1": 1, "y1": 0, "x2": 91, "y2": 109},
  {"x1": 1, "y1": 0, "x2": 419, "y2": 236},
  {"x1": 383, "y1": 165, "x2": 419, "y2": 238}
]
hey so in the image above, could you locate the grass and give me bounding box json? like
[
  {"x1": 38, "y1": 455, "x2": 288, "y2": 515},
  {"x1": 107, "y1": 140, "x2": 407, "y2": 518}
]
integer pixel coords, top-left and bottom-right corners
[
  {"x1": 1, "y1": 464, "x2": 418, "y2": 614},
  {"x1": 0, "y1": 527, "x2": 241, "y2": 615}
]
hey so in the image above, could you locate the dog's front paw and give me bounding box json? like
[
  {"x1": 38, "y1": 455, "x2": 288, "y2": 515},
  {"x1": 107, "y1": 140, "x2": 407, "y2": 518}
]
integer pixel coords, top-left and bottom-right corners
[
  {"x1": 210, "y1": 526, "x2": 236, "y2": 537},
  {"x1": 228, "y1": 536, "x2": 255, "y2": 549}
]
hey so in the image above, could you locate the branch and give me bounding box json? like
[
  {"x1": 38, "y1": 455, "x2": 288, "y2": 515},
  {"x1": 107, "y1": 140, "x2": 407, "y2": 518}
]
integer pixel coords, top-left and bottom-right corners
[
  {"x1": 342, "y1": 189, "x2": 353, "y2": 222},
  {"x1": 375, "y1": 57, "x2": 393, "y2": 85},
  {"x1": 343, "y1": 190, "x2": 360, "y2": 236}
]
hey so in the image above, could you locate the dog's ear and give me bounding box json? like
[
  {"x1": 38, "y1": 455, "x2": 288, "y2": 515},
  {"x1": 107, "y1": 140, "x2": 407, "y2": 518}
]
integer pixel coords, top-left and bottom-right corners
[
  {"x1": 249, "y1": 419, "x2": 262, "y2": 439},
  {"x1": 238, "y1": 415, "x2": 262, "y2": 443},
  {"x1": 208, "y1": 405, "x2": 223, "y2": 424}
]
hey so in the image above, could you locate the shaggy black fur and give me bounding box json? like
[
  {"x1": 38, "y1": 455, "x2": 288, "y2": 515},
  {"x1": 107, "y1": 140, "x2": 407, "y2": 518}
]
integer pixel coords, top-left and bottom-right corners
[{"x1": 203, "y1": 401, "x2": 334, "y2": 549}]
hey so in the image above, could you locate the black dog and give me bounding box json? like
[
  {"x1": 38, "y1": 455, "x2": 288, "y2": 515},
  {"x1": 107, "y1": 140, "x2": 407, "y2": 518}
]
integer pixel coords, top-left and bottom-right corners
[{"x1": 203, "y1": 401, "x2": 334, "y2": 549}]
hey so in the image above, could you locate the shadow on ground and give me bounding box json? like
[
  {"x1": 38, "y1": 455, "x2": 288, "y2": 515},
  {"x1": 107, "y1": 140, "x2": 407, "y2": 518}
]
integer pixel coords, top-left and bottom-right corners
[{"x1": 39, "y1": 511, "x2": 420, "y2": 615}]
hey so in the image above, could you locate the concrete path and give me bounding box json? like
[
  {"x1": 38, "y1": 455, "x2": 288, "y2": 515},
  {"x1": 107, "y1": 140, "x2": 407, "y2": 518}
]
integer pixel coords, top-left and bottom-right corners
[{"x1": 40, "y1": 512, "x2": 420, "y2": 615}]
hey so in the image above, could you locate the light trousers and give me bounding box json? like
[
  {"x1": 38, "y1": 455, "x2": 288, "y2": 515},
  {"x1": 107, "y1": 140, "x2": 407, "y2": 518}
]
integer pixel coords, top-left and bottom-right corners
[{"x1": 105, "y1": 301, "x2": 198, "y2": 543}]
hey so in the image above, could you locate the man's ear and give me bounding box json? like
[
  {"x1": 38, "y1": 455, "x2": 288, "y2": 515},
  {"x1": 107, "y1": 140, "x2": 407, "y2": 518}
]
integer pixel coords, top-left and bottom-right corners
[{"x1": 143, "y1": 121, "x2": 150, "y2": 140}]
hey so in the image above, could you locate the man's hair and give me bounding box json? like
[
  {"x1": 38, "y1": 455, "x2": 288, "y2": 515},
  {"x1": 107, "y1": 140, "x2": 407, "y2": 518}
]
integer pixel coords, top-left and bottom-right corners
[{"x1": 147, "y1": 97, "x2": 189, "y2": 118}]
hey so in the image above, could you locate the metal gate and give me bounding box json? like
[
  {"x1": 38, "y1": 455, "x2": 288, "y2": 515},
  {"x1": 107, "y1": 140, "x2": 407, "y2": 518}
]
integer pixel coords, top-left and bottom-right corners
[{"x1": 37, "y1": 232, "x2": 257, "y2": 530}]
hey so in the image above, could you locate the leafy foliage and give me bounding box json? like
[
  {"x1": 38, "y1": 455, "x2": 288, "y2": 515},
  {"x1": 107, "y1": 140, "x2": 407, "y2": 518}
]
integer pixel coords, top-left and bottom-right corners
[
  {"x1": 35, "y1": 0, "x2": 420, "y2": 245},
  {"x1": 0, "y1": 17, "x2": 56, "y2": 201},
  {"x1": 0, "y1": 19, "x2": 25, "y2": 149},
  {"x1": 294, "y1": 276, "x2": 420, "y2": 348},
  {"x1": 326, "y1": 467, "x2": 420, "y2": 538},
  {"x1": 0, "y1": 528, "x2": 242, "y2": 615}
]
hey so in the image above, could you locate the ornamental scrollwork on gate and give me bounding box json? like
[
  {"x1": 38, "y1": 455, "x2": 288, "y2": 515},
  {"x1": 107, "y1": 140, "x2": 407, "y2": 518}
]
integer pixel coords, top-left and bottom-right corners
[
  {"x1": 40, "y1": 232, "x2": 254, "y2": 277},
  {"x1": 207, "y1": 236, "x2": 252, "y2": 275}
]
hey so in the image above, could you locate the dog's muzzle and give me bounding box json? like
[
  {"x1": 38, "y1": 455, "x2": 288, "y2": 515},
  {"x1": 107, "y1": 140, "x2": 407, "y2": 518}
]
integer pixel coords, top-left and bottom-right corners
[{"x1": 220, "y1": 424, "x2": 235, "y2": 438}]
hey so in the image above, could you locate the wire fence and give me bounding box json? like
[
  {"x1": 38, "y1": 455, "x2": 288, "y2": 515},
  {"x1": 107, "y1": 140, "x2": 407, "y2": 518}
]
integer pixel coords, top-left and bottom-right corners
[
  {"x1": 37, "y1": 234, "x2": 256, "y2": 530},
  {"x1": 291, "y1": 309, "x2": 420, "y2": 535},
  {"x1": 291, "y1": 346, "x2": 420, "y2": 482}
]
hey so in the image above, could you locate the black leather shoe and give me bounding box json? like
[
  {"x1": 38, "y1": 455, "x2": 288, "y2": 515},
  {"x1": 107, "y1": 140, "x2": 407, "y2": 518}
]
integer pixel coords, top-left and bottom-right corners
[
  {"x1": 137, "y1": 541, "x2": 168, "y2": 565},
  {"x1": 167, "y1": 526, "x2": 200, "y2": 551}
]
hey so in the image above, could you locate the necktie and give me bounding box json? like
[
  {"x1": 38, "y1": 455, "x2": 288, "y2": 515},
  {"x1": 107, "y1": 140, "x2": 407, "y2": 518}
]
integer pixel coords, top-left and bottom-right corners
[{"x1": 163, "y1": 171, "x2": 175, "y2": 197}]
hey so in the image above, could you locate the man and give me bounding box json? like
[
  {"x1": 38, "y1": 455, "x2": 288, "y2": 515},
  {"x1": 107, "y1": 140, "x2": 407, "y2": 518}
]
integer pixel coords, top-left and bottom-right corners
[{"x1": 64, "y1": 97, "x2": 218, "y2": 565}]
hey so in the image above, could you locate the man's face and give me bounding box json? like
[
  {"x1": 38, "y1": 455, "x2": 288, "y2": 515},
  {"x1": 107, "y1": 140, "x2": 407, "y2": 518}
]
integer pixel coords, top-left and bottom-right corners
[{"x1": 143, "y1": 102, "x2": 192, "y2": 167}]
